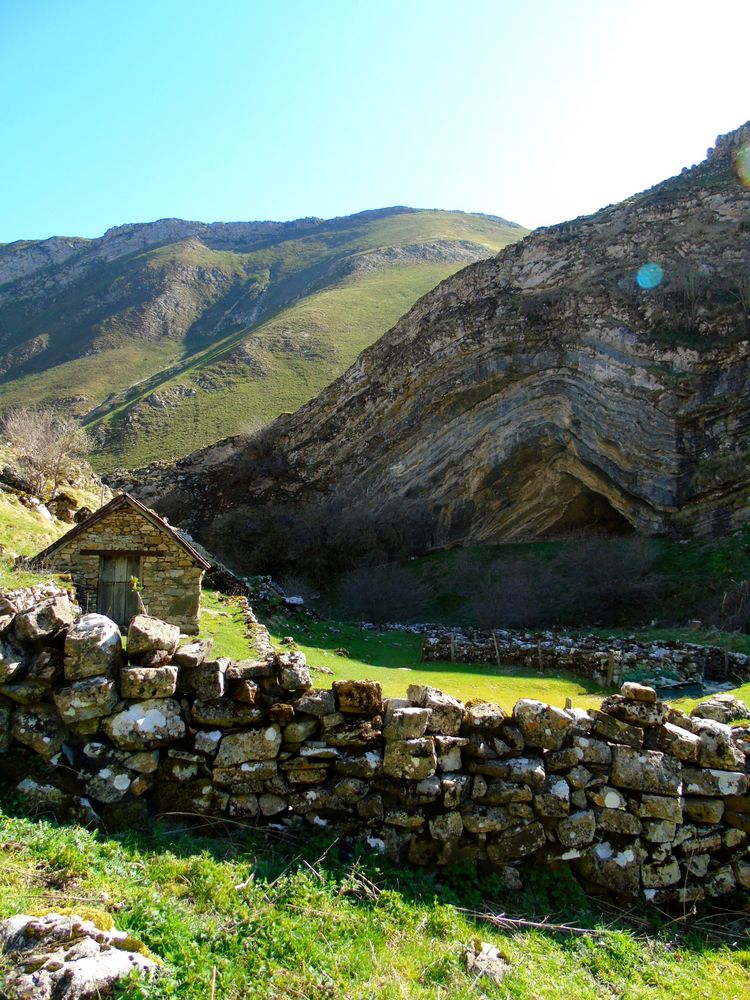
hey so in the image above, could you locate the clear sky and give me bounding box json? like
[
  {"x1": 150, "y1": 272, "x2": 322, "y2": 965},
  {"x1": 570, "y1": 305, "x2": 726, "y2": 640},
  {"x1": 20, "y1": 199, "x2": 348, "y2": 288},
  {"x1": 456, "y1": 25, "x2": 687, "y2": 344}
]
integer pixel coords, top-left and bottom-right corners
[{"x1": 1, "y1": 0, "x2": 748, "y2": 243}]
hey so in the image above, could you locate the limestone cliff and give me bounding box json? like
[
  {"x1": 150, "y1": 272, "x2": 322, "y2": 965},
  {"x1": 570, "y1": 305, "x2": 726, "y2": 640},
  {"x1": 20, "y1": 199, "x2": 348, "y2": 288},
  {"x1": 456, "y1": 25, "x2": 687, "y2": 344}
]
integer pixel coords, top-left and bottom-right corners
[{"x1": 129, "y1": 123, "x2": 750, "y2": 551}]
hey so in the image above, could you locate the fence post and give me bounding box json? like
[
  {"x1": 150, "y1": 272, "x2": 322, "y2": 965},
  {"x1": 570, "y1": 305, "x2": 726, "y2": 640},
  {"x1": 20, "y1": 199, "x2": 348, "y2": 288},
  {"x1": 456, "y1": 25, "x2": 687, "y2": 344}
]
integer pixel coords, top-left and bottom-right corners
[
  {"x1": 606, "y1": 650, "x2": 616, "y2": 688},
  {"x1": 492, "y1": 630, "x2": 501, "y2": 667}
]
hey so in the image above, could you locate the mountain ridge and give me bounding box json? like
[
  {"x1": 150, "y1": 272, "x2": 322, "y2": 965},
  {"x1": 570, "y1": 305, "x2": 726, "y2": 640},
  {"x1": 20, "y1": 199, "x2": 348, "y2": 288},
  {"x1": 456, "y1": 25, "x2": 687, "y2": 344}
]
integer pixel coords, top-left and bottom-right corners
[
  {"x1": 0, "y1": 207, "x2": 528, "y2": 468},
  {"x1": 125, "y1": 121, "x2": 750, "y2": 566}
]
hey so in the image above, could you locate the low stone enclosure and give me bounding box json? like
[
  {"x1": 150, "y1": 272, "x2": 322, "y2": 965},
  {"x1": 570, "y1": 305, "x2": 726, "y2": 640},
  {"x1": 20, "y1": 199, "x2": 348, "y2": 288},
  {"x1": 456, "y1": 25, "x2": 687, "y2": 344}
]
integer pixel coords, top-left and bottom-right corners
[
  {"x1": 2, "y1": 584, "x2": 750, "y2": 906},
  {"x1": 416, "y1": 626, "x2": 750, "y2": 691}
]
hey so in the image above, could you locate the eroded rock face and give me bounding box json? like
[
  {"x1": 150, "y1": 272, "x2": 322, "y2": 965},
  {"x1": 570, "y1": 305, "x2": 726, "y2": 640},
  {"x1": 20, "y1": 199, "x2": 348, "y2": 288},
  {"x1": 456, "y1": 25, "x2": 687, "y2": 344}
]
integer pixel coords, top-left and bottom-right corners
[{"x1": 137, "y1": 121, "x2": 750, "y2": 553}]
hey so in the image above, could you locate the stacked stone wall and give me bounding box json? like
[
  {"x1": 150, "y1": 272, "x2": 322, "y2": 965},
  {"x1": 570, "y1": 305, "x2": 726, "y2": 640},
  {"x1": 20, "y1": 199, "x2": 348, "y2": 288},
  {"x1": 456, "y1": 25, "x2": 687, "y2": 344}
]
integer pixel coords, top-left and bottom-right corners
[
  {"x1": 416, "y1": 626, "x2": 750, "y2": 688},
  {"x1": 2, "y1": 585, "x2": 750, "y2": 905},
  {"x1": 44, "y1": 507, "x2": 204, "y2": 633}
]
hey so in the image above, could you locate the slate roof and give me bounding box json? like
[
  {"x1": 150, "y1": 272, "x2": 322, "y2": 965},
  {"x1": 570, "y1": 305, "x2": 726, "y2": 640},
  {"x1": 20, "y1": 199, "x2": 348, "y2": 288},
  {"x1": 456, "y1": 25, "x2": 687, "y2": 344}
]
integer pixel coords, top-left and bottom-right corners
[{"x1": 32, "y1": 492, "x2": 211, "y2": 570}]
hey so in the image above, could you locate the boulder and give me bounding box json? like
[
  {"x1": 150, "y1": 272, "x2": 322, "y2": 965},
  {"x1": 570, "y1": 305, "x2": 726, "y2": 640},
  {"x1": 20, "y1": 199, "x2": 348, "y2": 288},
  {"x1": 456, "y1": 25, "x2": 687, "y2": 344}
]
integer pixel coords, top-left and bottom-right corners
[
  {"x1": 383, "y1": 707, "x2": 430, "y2": 741},
  {"x1": 599, "y1": 694, "x2": 668, "y2": 728},
  {"x1": 53, "y1": 676, "x2": 118, "y2": 722},
  {"x1": 610, "y1": 746, "x2": 682, "y2": 796},
  {"x1": 215, "y1": 726, "x2": 283, "y2": 766},
  {"x1": 0, "y1": 638, "x2": 25, "y2": 684},
  {"x1": 295, "y1": 688, "x2": 336, "y2": 717},
  {"x1": 127, "y1": 615, "x2": 179, "y2": 662},
  {"x1": 190, "y1": 699, "x2": 264, "y2": 727},
  {"x1": 103, "y1": 698, "x2": 186, "y2": 750},
  {"x1": 0, "y1": 911, "x2": 158, "y2": 1000},
  {"x1": 183, "y1": 658, "x2": 229, "y2": 699},
  {"x1": 620, "y1": 682, "x2": 657, "y2": 703},
  {"x1": 429, "y1": 811, "x2": 464, "y2": 842},
  {"x1": 86, "y1": 765, "x2": 133, "y2": 803},
  {"x1": 691, "y1": 693, "x2": 750, "y2": 724},
  {"x1": 407, "y1": 685, "x2": 464, "y2": 735},
  {"x1": 681, "y1": 766, "x2": 748, "y2": 797},
  {"x1": 275, "y1": 651, "x2": 312, "y2": 691},
  {"x1": 173, "y1": 638, "x2": 213, "y2": 668},
  {"x1": 463, "y1": 701, "x2": 506, "y2": 731},
  {"x1": 14, "y1": 595, "x2": 77, "y2": 643},
  {"x1": 11, "y1": 705, "x2": 66, "y2": 758},
  {"x1": 119, "y1": 665, "x2": 178, "y2": 700},
  {"x1": 513, "y1": 699, "x2": 574, "y2": 750},
  {"x1": 383, "y1": 738, "x2": 437, "y2": 779},
  {"x1": 64, "y1": 614, "x2": 122, "y2": 680},
  {"x1": 486, "y1": 822, "x2": 546, "y2": 862},
  {"x1": 577, "y1": 842, "x2": 640, "y2": 897},
  {"x1": 691, "y1": 718, "x2": 746, "y2": 771},
  {"x1": 333, "y1": 679, "x2": 382, "y2": 715},
  {"x1": 557, "y1": 810, "x2": 596, "y2": 848}
]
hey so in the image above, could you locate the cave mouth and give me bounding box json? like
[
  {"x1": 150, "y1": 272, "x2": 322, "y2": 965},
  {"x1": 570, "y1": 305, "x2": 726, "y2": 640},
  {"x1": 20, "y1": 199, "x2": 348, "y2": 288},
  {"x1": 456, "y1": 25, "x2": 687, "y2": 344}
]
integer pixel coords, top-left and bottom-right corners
[{"x1": 543, "y1": 485, "x2": 634, "y2": 537}]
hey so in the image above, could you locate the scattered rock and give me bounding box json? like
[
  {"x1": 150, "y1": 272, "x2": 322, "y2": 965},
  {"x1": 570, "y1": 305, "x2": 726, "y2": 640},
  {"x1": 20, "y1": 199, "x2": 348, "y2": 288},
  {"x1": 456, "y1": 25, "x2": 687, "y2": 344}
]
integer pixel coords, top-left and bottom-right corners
[{"x1": 0, "y1": 911, "x2": 158, "y2": 999}]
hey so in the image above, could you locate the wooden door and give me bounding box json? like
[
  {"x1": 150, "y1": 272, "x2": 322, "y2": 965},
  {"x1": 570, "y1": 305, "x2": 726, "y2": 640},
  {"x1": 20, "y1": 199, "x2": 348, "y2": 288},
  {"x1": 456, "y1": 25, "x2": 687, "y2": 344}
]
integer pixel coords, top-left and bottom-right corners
[{"x1": 97, "y1": 554, "x2": 140, "y2": 627}]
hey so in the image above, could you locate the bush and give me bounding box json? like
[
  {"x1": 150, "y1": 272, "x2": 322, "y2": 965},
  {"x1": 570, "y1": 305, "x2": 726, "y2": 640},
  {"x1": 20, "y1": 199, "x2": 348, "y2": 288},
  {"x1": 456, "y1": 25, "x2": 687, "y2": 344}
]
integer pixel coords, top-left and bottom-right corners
[{"x1": 1, "y1": 406, "x2": 92, "y2": 496}]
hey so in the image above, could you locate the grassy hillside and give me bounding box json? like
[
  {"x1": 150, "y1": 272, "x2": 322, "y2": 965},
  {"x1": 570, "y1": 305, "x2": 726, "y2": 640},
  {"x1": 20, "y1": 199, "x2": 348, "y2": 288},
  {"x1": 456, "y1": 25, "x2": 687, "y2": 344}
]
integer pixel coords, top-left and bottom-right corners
[{"x1": 0, "y1": 209, "x2": 528, "y2": 471}]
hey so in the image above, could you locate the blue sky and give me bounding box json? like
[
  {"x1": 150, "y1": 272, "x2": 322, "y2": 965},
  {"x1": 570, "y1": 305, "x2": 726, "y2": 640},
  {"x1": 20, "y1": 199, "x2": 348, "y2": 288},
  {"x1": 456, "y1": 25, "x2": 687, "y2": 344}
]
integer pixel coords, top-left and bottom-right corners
[{"x1": 1, "y1": 0, "x2": 748, "y2": 242}]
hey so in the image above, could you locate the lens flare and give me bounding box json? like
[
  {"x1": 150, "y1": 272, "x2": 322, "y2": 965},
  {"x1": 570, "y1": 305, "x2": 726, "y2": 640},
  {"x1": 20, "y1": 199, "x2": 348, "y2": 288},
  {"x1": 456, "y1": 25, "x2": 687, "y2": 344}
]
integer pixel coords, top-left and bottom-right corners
[
  {"x1": 636, "y1": 262, "x2": 663, "y2": 290},
  {"x1": 734, "y1": 141, "x2": 750, "y2": 188}
]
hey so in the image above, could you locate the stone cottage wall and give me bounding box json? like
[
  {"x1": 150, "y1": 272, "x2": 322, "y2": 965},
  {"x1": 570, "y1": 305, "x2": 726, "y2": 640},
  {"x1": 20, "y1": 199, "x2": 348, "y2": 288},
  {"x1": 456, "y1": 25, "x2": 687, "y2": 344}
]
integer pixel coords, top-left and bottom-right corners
[
  {"x1": 44, "y1": 507, "x2": 204, "y2": 633},
  {"x1": 2, "y1": 585, "x2": 750, "y2": 905}
]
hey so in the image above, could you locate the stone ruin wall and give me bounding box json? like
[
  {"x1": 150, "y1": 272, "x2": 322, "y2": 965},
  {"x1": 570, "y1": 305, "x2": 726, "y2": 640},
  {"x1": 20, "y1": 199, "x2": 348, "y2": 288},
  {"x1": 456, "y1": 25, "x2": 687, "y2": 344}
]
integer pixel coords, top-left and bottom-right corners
[
  {"x1": 44, "y1": 506, "x2": 204, "y2": 633},
  {"x1": 2, "y1": 583, "x2": 750, "y2": 906},
  {"x1": 418, "y1": 626, "x2": 750, "y2": 689}
]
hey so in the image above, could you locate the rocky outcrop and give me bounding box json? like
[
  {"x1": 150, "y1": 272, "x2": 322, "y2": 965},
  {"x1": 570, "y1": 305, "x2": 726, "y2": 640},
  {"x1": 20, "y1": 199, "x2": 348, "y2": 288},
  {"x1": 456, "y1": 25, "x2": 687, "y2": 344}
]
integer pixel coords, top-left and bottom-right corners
[
  {"x1": 139, "y1": 122, "x2": 750, "y2": 552},
  {"x1": 3, "y1": 584, "x2": 750, "y2": 905},
  {"x1": 0, "y1": 912, "x2": 158, "y2": 999}
]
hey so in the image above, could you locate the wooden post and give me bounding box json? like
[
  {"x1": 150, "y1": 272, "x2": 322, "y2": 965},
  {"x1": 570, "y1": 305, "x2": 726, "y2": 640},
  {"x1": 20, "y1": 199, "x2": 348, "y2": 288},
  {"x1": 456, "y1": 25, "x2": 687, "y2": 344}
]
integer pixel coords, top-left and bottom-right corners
[
  {"x1": 492, "y1": 630, "x2": 501, "y2": 667},
  {"x1": 606, "y1": 650, "x2": 616, "y2": 688},
  {"x1": 450, "y1": 631, "x2": 455, "y2": 663},
  {"x1": 537, "y1": 639, "x2": 543, "y2": 672},
  {"x1": 565, "y1": 697, "x2": 572, "y2": 711}
]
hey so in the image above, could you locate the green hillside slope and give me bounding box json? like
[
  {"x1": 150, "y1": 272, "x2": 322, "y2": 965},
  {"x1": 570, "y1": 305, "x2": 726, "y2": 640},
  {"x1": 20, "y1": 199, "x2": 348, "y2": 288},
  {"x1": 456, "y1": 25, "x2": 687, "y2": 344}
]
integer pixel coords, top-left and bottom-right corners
[{"x1": 0, "y1": 208, "x2": 528, "y2": 470}]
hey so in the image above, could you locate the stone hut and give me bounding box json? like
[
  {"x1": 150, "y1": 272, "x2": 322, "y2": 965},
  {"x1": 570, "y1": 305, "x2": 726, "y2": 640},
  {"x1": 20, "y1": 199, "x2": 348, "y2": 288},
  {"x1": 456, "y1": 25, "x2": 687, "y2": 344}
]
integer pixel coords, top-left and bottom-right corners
[{"x1": 32, "y1": 492, "x2": 210, "y2": 633}]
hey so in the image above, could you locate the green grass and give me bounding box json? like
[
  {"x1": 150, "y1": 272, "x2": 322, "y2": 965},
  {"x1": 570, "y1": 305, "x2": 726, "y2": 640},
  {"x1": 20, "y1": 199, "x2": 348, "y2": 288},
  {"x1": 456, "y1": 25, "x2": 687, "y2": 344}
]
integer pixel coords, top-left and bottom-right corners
[
  {"x1": 0, "y1": 804, "x2": 747, "y2": 998},
  {"x1": 265, "y1": 612, "x2": 608, "y2": 710},
  {"x1": 197, "y1": 588, "x2": 259, "y2": 659}
]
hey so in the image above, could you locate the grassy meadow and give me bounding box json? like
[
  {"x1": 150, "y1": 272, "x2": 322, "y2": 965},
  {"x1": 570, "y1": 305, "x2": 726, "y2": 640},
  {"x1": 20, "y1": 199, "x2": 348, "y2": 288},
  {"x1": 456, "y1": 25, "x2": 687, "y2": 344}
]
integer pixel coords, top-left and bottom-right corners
[{"x1": 0, "y1": 803, "x2": 748, "y2": 999}]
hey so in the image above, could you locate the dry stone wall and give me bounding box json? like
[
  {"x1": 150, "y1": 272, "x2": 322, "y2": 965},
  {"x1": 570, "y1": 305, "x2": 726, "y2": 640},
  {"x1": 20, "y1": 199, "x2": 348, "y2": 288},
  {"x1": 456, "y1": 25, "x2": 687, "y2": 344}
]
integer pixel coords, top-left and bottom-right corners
[
  {"x1": 2, "y1": 584, "x2": 750, "y2": 905},
  {"x1": 417, "y1": 626, "x2": 750, "y2": 689}
]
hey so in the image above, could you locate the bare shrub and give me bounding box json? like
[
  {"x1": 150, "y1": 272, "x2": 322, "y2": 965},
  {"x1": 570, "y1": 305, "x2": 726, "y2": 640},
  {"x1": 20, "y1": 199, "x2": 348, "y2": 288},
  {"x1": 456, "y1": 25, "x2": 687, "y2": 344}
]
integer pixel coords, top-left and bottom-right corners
[
  {"x1": 713, "y1": 580, "x2": 750, "y2": 632},
  {"x1": 1, "y1": 406, "x2": 92, "y2": 496},
  {"x1": 471, "y1": 534, "x2": 659, "y2": 630}
]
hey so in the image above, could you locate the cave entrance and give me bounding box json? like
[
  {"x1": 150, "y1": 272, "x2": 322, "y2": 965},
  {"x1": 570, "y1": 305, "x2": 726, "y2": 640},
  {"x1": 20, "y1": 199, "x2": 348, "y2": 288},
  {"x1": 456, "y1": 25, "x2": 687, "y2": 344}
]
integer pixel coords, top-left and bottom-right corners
[{"x1": 543, "y1": 485, "x2": 634, "y2": 537}]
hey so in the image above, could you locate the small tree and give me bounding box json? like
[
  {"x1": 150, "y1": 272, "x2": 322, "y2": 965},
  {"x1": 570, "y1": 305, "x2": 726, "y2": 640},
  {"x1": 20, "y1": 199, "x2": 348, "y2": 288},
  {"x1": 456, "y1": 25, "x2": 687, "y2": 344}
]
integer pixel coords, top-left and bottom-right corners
[{"x1": 1, "y1": 406, "x2": 92, "y2": 496}]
